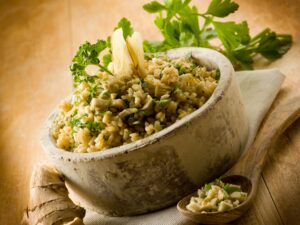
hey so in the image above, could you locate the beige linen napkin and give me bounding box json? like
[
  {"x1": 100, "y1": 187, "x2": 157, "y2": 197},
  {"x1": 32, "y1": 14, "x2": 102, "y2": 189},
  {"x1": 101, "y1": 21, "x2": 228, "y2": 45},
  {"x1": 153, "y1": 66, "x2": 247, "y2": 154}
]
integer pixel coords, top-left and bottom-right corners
[{"x1": 83, "y1": 69, "x2": 284, "y2": 225}]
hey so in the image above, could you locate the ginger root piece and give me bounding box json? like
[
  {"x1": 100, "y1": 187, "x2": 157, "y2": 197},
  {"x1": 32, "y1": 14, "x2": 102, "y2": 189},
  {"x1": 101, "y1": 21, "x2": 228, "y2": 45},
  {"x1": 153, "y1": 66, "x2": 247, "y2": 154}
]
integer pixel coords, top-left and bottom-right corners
[{"x1": 22, "y1": 164, "x2": 85, "y2": 225}]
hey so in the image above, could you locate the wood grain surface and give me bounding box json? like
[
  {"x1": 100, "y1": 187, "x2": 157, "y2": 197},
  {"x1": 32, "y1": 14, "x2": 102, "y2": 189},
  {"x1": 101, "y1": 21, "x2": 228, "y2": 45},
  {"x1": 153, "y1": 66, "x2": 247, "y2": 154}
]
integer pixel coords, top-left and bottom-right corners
[
  {"x1": 0, "y1": 0, "x2": 299, "y2": 224},
  {"x1": 177, "y1": 96, "x2": 300, "y2": 224}
]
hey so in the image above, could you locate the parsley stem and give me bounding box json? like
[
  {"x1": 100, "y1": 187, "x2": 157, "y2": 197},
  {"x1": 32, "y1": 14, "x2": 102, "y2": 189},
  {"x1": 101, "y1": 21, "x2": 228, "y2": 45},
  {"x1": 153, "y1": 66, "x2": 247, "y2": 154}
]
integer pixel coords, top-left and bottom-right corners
[
  {"x1": 197, "y1": 13, "x2": 207, "y2": 17},
  {"x1": 200, "y1": 16, "x2": 213, "y2": 34},
  {"x1": 251, "y1": 28, "x2": 270, "y2": 42},
  {"x1": 99, "y1": 64, "x2": 113, "y2": 75}
]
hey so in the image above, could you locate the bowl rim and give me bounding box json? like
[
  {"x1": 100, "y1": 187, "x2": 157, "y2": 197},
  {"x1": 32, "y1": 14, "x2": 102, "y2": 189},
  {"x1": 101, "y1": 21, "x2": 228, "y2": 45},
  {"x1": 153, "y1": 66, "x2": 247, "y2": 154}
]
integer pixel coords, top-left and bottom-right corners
[{"x1": 41, "y1": 47, "x2": 234, "y2": 162}]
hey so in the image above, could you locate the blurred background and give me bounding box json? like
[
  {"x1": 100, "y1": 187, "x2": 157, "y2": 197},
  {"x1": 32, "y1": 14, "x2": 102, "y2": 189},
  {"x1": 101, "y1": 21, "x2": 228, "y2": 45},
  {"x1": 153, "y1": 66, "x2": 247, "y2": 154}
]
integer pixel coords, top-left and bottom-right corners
[{"x1": 0, "y1": 0, "x2": 299, "y2": 224}]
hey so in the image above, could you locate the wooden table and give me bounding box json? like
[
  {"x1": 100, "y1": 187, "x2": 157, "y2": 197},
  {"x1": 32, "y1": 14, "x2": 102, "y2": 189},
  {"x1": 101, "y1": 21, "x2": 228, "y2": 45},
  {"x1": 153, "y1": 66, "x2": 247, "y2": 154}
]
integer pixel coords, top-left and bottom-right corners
[{"x1": 0, "y1": 0, "x2": 299, "y2": 224}]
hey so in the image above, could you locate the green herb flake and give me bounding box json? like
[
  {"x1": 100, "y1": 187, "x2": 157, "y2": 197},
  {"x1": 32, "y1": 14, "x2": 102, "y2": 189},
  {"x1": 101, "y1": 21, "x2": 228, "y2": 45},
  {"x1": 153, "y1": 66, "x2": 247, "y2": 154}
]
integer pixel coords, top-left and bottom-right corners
[
  {"x1": 157, "y1": 99, "x2": 170, "y2": 107},
  {"x1": 102, "y1": 53, "x2": 112, "y2": 67},
  {"x1": 87, "y1": 84, "x2": 99, "y2": 103},
  {"x1": 173, "y1": 87, "x2": 182, "y2": 94},
  {"x1": 86, "y1": 122, "x2": 102, "y2": 134},
  {"x1": 203, "y1": 183, "x2": 213, "y2": 192},
  {"x1": 115, "y1": 17, "x2": 134, "y2": 39},
  {"x1": 70, "y1": 39, "x2": 112, "y2": 86},
  {"x1": 179, "y1": 67, "x2": 187, "y2": 75},
  {"x1": 223, "y1": 184, "x2": 242, "y2": 193},
  {"x1": 102, "y1": 91, "x2": 111, "y2": 97},
  {"x1": 132, "y1": 120, "x2": 142, "y2": 125},
  {"x1": 143, "y1": 1, "x2": 166, "y2": 13},
  {"x1": 206, "y1": 0, "x2": 239, "y2": 17}
]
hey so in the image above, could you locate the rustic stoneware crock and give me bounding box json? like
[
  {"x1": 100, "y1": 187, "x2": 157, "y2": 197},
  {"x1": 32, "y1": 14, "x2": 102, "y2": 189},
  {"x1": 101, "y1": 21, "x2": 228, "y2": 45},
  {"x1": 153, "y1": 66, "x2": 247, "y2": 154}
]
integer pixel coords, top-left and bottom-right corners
[{"x1": 41, "y1": 47, "x2": 249, "y2": 216}]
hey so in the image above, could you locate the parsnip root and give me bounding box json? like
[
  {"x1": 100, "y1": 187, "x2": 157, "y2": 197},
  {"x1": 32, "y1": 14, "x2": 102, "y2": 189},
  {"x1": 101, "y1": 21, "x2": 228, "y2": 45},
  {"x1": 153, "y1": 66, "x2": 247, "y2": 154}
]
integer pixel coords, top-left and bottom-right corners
[
  {"x1": 22, "y1": 164, "x2": 85, "y2": 225},
  {"x1": 126, "y1": 31, "x2": 146, "y2": 77},
  {"x1": 111, "y1": 28, "x2": 146, "y2": 79},
  {"x1": 111, "y1": 28, "x2": 134, "y2": 79}
]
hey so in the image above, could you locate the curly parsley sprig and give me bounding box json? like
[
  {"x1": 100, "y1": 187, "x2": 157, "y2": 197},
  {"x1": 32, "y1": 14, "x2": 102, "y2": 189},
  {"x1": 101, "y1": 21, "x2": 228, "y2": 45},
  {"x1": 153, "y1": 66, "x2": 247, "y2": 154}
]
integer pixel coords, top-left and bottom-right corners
[
  {"x1": 70, "y1": 18, "x2": 135, "y2": 87},
  {"x1": 70, "y1": 38, "x2": 112, "y2": 86}
]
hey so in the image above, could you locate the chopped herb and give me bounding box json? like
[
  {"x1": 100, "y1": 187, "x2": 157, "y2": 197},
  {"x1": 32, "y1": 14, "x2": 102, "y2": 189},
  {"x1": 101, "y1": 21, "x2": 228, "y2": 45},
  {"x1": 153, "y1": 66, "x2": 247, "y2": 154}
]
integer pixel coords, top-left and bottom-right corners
[
  {"x1": 95, "y1": 111, "x2": 107, "y2": 117},
  {"x1": 132, "y1": 120, "x2": 142, "y2": 125},
  {"x1": 154, "y1": 99, "x2": 170, "y2": 110},
  {"x1": 70, "y1": 118, "x2": 83, "y2": 128},
  {"x1": 223, "y1": 184, "x2": 242, "y2": 193},
  {"x1": 70, "y1": 39, "x2": 112, "y2": 87},
  {"x1": 71, "y1": 115, "x2": 103, "y2": 135},
  {"x1": 158, "y1": 99, "x2": 170, "y2": 107},
  {"x1": 204, "y1": 182, "x2": 213, "y2": 192},
  {"x1": 203, "y1": 179, "x2": 224, "y2": 192},
  {"x1": 70, "y1": 113, "x2": 88, "y2": 128},
  {"x1": 86, "y1": 122, "x2": 103, "y2": 134},
  {"x1": 173, "y1": 87, "x2": 182, "y2": 94},
  {"x1": 144, "y1": 52, "x2": 156, "y2": 60},
  {"x1": 138, "y1": 109, "x2": 152, "y2": 116},
  {"x1": 179, "y1": 67, "x2": 187, "y2": 75},
  {"x1": 102, "y1": 91, "x2": 111, "y2": 98},
  {"x1": 87, "y1": 84, "x2": 99, "y2": 103}
]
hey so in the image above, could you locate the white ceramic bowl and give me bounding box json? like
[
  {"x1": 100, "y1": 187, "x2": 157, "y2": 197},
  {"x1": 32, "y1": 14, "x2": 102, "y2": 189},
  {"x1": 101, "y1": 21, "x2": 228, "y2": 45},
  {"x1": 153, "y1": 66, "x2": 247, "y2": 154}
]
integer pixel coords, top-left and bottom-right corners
[{"x1": 41, "y1": 47, "x2": 249, "y2": 216}]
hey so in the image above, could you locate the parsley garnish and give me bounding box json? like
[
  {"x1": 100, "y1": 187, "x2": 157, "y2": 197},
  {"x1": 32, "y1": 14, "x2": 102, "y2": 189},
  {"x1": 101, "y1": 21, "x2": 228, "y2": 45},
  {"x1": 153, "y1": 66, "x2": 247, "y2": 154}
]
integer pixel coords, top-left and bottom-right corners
[
  {"x1": 70, "y1": 114, "x2": 103, "y2": 135},
  {"x1": 87, "y1": 84, "x2": 99, "y2": 103},
  {"x1": 70, "y1": 39, "x2": 112, "y2": 87},
  {"x1": 223, "y1": 184, "x2": 242, "y2": 193},
  {"x1": 70, "y1": 0, "x2": 292, "y2": 84},
  {"x1": 154, "y1": 99, "x2": 170, "y2": 110},
  {"x1": 115, "y1": 17, "x2": 134, "y2": 39},
  {"x1": 102, "y1": 91, "x2": 111, "y2": 98},
  {"x1": 142, "y1": 0, "x2": 292, "y2": 69},
  {"x1": 206, "y1": 0, "x2": 239, "y2": 17},
  {"x1": 86, "y1": 122, "x2": 103, "y2": 135}
]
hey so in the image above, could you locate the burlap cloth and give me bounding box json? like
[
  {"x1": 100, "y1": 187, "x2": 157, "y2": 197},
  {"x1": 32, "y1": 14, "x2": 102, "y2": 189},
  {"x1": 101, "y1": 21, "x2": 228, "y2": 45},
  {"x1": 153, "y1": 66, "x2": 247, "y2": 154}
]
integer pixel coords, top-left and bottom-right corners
[{"x1": 82, "y1": 69, "x2": 284, "y2": 225}]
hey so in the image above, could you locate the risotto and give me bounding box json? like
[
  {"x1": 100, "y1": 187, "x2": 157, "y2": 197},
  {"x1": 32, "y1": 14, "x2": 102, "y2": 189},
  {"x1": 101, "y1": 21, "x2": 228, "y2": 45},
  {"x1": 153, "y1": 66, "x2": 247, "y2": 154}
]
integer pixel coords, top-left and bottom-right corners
[
  {"x1": 186, "y1": 179, "x2": 248, "y2": 213},
  {"x1": 51, "y1": 55, "x2": 219, "y2": 152}
]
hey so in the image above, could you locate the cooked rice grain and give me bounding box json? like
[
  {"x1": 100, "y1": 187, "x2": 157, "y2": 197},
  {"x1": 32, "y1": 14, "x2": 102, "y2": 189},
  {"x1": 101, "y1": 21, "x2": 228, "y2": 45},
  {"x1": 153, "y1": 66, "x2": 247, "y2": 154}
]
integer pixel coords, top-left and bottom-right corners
[{"x1": 51, "y1": 55, "x2": 218, "y2": 152}]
